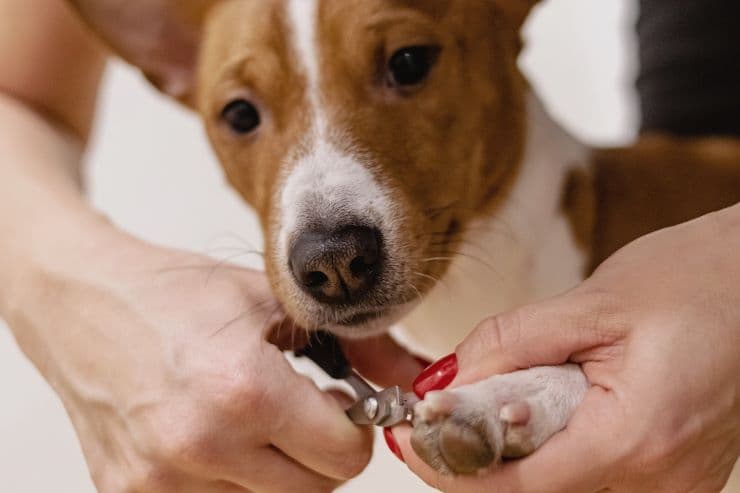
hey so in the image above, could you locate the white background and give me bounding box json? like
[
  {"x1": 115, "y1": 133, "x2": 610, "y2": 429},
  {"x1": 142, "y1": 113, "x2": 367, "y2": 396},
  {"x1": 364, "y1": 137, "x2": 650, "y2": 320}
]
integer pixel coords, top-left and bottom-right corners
[{"x1": 1, "y1": 1, "x2": 646, "y2": 491}]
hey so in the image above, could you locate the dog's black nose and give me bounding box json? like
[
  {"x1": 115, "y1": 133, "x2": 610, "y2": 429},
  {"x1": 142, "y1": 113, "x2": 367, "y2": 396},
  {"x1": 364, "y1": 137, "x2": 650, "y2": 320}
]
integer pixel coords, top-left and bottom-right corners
[{"x1": 289, "y1": 226, "x2": 383, "y2": 305}]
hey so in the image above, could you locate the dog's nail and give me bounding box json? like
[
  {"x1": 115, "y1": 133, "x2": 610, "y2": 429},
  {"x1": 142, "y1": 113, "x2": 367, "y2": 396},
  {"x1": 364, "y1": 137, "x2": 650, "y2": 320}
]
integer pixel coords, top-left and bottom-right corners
[
  {"x1": 384, "y1": 427, "x2": 404, "y2": 462},
  {"x1": 413, "y1": 353, "x2": 458, "y2": 398},
  {"x1": 500, "y1": 401, "x2": 531, "y2": 425},
  {"x1": 416, "y1": 390, "x2": 458, "y2": 421},
  {"x1": 414, "y1": 356, "x2": 433, "y2": 369}
]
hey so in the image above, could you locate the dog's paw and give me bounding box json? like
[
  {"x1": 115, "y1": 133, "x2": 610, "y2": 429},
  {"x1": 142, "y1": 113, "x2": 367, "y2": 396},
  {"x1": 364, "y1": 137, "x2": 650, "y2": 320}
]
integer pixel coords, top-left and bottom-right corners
[{"x1": 410, "y1": 364, "x2": 588, "y2": 475}]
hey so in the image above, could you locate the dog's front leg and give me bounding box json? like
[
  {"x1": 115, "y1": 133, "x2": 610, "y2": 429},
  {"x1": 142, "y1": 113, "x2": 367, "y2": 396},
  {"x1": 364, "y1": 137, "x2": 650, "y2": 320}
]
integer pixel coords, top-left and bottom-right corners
[{"x1": 410, "y1": 364, "x2": 588, "y2": 475}]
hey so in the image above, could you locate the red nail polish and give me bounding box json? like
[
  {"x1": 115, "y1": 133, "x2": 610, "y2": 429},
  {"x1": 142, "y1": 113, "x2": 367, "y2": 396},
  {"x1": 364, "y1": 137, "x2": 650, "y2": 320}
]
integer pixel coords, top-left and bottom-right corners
[
  {"x1": 383, "y1": 427, "x2": 404, "y2": 462},
  {"x1": 412, "y1": 353, "x2": 458, "y2": 398},
  {"x1": 414, "y1": 356, "x2": 433, "y2": 369}
]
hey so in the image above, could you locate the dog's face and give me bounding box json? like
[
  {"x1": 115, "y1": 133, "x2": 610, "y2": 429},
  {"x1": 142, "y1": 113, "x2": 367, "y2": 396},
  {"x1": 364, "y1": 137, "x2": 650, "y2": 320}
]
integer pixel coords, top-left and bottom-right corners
[
  {"x1": 196, "y1": 0, "x2": 530, "y2": 336},
  {"x1": 70, "y1": 0, "x2": 537, "y2": 337}
]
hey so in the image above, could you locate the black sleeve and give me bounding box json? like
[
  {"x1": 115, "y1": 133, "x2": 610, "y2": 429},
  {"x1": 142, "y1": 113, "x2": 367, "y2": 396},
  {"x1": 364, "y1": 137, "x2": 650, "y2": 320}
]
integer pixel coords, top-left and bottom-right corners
[{"x1": 637, "y1": 0, "x2": 740, "y2": 137}]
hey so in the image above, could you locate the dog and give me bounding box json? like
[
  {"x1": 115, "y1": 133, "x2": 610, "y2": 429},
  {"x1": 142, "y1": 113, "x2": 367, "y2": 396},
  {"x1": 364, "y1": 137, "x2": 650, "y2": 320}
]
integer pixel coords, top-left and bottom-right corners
[{"x1": 68, "y1": 0, "x2": 740, "y2": 478}]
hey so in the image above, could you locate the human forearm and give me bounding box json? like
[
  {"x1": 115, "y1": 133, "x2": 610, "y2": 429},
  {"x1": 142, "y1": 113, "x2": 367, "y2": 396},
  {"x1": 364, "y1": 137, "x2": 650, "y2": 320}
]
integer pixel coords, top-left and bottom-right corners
[
  {"x1": 0, "y1": 0, "x2": 109, "y2": 317},
  {"x1": 0, "y1": 93, "x2": 120, "y2": 321}
]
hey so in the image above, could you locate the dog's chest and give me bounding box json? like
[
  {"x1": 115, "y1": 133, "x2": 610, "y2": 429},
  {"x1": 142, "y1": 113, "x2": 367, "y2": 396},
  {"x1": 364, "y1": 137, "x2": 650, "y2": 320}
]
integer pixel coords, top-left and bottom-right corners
[{"x1": 397, "y1": 95, "x2": 589, "y2": 357}]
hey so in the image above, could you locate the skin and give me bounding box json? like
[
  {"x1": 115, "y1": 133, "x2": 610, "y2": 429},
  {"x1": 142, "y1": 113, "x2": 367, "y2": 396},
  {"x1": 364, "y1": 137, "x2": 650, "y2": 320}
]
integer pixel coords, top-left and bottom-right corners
[
  {"x1": 0, "y1": 0, "x2": 425, "y2": 491},
  {"x1": 394, "y1": 203, "x2": 740, "y2": 492}
]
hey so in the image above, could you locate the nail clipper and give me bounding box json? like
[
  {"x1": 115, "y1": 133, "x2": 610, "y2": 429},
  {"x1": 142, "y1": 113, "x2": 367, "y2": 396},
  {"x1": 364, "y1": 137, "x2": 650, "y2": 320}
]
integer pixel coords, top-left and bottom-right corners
[{"x1": 295, "y1": 331, "x2": 418, "y2": 427}]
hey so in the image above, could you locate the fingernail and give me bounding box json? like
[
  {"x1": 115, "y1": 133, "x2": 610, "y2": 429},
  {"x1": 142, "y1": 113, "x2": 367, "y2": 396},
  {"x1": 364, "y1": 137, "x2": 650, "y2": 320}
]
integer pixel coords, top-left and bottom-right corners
[
  {"x1": 412, "y1": 353, "x2": 458, "y2": 398},
  {"x1": 383, "y1": 427, "x2": 404, "y2": 462},
  {"x1": 414, "y1": 356, "x2": 433, "y2": 369}
]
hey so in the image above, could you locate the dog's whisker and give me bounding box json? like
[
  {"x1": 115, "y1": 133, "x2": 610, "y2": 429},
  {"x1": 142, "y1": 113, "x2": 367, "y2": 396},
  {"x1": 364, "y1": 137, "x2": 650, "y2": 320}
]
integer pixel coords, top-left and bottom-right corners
[
  {"x1": 209, "y1": 298, "x2": 278, "y2": 338},
  {"x1": 428, "y1": 238, "x2": 493, "y2": 258},
  {"x1": 154, "y1": 263, "x2": 248, "y2": 275},
  {"x1": 413, "y1": 270, "x2": 455, "y2": 303},
  {"x1": 413, "y1": 271, "x2": 439, "y2": 283},
  {"x1": 461, "y1": 219, "x2": 519, "y2": 244},
  {"x1": 428, "y1": 249, "x2": 494, "y2": 270},
  {"x1": 425, "y1": 249, "x2": 501, "y2": 279},
  {"x1": 409, "y1": 281, "x2": 424, "y2": 305},
  {"x1": 420, "y1": 256, "x2": 455, "y2": 263},
  {"x1": 291, "y1": 319, "x2": 300, "y2": 350},
  {"x1": 413, "y1": 270, "x2": 450, "y2": 293},
  {"x1": 203, "y1": 246, "x2": 266, "y2": 257},
  {"x1": 254, "y1": 298, "x2": 285, "y2": 339},
  {"x1": 210, "y1": 311, "x2": 249, "y2": 337},
  {"x1": 271, "y1": 313, "x2": 293, "y2": 347},
  {"x1": 206, "y1": 231, "x2": 264, "y2": 252},
  {"x1": 414, "y1": 255, "x2": 473, "y2": 280},
  {"x1": 204, "y1": 250, "x2": 264, "y2": 285}
]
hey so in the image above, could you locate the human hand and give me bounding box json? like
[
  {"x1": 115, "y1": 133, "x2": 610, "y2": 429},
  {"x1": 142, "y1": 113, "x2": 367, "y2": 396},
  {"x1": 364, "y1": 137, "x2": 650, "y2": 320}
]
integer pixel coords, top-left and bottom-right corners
[
  {"x1": 5, "y1": 228, "x2": 423, "y2": 493},
  {"x1": 393, "y1": 205, "x2": 740, "y2": 492}
]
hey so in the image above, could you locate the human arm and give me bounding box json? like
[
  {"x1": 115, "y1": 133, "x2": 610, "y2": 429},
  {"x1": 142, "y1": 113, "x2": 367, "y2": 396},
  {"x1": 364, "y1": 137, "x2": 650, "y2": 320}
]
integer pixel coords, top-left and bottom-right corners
[{"x1": 0, "y1": 1, "x2": 424, "y2": 491}]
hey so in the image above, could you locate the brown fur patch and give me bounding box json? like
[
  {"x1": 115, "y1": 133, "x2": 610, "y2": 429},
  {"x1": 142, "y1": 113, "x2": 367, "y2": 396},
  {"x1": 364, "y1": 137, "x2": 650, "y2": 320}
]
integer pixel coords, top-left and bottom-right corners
[
  {"x1": 590, "y1": 134, "x2": 740, "y2": 272},
  {"x1": 561, "y1": 165, "x2": 595, "y2": 253},
  {"x1": 312, "y1": 0, "x2": 528, "y2": 285}
]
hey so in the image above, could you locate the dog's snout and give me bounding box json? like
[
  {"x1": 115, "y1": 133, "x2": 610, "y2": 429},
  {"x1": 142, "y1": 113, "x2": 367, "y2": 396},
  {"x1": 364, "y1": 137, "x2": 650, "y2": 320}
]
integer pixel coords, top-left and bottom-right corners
[{"x1": 289, "y1": 226, "x2": 383, "y2": 304}]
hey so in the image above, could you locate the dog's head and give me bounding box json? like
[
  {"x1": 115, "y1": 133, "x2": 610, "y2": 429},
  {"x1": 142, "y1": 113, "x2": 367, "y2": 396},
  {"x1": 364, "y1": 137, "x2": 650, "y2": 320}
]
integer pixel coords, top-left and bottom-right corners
[{"x1": 71, "y1": 0, "x2": 539, "y2": 337}]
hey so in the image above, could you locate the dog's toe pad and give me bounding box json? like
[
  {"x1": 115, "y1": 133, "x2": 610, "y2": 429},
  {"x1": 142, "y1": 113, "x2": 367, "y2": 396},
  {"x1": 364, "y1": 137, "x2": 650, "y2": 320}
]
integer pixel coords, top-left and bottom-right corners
[{"x1": 438, "y1": 417, "x2": 496, "y2": 474}]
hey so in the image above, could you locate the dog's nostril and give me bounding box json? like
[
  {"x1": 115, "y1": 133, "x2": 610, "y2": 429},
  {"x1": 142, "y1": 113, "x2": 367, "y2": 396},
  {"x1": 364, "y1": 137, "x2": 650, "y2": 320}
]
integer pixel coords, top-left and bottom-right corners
[
  {"x1": 350, "y1": 255, "x2": 374, "y2": 277},
  {"x1": 305, "y1": 271, "x2": 329, "y2": 288},
  {"x1": 289, "y1": 226, "x2": 383, "y2": 305}
]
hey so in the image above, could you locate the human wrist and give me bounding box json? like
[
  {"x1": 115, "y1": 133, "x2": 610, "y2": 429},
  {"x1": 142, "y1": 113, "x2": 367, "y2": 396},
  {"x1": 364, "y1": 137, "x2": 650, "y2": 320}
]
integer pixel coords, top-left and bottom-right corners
[{"x1": 0, "y1": 204, "x2": 132, "y2": 323}]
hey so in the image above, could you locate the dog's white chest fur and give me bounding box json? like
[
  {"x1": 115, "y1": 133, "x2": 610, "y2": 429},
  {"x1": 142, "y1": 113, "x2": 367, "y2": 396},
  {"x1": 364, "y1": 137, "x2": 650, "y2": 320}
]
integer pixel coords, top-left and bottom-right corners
[{"x1": 399, "y1": 95, "x2": 588, "y2": 357}]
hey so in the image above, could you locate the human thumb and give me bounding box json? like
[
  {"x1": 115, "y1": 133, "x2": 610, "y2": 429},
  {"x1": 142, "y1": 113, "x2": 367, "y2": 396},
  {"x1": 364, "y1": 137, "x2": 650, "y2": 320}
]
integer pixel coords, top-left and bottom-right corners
[{"x1": 452, "y1": 288, "x2": 623, "y2": 386}]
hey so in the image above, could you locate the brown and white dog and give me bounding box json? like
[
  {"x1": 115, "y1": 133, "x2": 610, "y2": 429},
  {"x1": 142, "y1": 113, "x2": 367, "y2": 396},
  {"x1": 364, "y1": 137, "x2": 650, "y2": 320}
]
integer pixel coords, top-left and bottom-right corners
[{"x1": 69, "y1": 0, "x2": 740, "y2": 478}]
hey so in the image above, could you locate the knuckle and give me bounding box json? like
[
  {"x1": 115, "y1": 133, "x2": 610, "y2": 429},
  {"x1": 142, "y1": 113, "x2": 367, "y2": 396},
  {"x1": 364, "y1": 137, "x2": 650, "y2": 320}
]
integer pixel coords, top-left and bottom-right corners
[
  {"x1": 576, "y1": 285, "x2": 628, "y2": 341},
  {"x1": 143, "y1": 367, "x2": 273, "y2": 470},
  {"x1": 473, "y1": 310, "x2": 524, "y2": 354},
  {"x1": 578, "y1": 285, "x2": 619, "y2": 318},
  {"x1": 211, "y1": 363, "x2": 271, "y2": 418}
]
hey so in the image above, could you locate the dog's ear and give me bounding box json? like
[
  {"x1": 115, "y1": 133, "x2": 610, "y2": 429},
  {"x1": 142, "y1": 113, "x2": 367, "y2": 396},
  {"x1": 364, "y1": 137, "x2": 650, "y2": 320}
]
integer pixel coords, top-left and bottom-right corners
[
  {"x1": 493, "y1": 0, "x2": 541, "y2": 29},
  {"x1": 68, "y1": 0, "x2": 218, "y2": 103}
]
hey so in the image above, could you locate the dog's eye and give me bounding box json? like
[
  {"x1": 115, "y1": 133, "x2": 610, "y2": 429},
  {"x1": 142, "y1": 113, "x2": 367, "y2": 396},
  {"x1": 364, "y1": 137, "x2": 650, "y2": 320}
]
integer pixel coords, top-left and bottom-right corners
[
  {"x1": 221, "y1": 99, "x2": 261, "y2": 134},
  {"x1": 387, "y1": 45, "x2": 440, "y2": 87}
]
